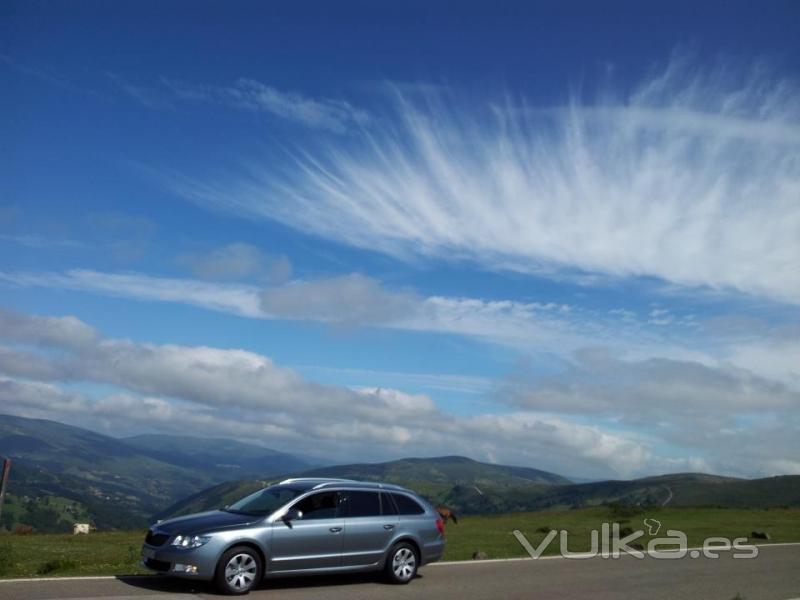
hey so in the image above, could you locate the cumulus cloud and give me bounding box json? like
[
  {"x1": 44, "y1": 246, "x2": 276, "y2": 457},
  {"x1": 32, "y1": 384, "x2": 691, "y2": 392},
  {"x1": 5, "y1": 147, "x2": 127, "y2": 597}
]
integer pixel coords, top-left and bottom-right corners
[
  {"x1": 260, "y1": 273, "x2": 418, "y2": 325},
  {"x1": 177, "y1": 242, "x2": 292, "y2": 283},
  {"x1": 501, "y1": 347, "x2": 800, "y2": 476},
  {"x1": 82, "y1": 211, "x2": 157, "y2": 262},
  {"x1": 0, "y1": 308, "x2": 659, "y2": 478},
  {"x1": 505, "y1": 348, "x2": 800, "y2": 422},
  {"x1": 2, "y1": 308, "x2": 798, "y2": 477},
  {"x1": 0, "y1": 308, "x2": 98, "y2": 348},
  {"x1": 165, "y1": 58, "x2": 800, "y2": 304}
]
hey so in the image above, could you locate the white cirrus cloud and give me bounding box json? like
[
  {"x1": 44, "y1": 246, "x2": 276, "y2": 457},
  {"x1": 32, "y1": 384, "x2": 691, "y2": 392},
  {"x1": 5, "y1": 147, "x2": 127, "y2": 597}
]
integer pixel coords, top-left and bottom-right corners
[
  {"x1": 164, "y1": 58, "x2": 800, "y2": 304},
  {"x1": 0, "y1": 269, "x2": 264, "y2": 318},
  {"x1": 162, "y1": 77, "x2": 369, "y2": 133}
]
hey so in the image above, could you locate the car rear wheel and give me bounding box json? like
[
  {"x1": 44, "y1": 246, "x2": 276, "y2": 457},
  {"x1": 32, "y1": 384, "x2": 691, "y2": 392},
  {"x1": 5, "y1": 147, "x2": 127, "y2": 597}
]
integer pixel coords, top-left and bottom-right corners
[
  {"x1": 385, "y1": 541, "x2": 418, "y2": 584},
  {"x1": 214, "y1": 546, "x2": 262, "y2": 595}
]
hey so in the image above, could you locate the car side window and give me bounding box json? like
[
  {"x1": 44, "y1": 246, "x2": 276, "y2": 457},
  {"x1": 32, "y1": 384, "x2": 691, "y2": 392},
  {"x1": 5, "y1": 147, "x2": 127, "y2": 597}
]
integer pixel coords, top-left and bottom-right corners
[
  {"x1": 293, "y1": 491, "x2": 341, "y2": 520},
  {"x1": 344, "y1": 491, "x2": 381, "y2": 518},
  {"x1": 391, "y1": 493, "x2": 425, "y2": 515}
]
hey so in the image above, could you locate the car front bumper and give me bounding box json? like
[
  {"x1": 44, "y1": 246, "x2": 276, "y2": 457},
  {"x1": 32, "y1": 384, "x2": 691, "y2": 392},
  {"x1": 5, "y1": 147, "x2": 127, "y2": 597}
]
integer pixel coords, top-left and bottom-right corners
[{"x1": 140, "y1": 543, "x2": 219, "y2": 580}]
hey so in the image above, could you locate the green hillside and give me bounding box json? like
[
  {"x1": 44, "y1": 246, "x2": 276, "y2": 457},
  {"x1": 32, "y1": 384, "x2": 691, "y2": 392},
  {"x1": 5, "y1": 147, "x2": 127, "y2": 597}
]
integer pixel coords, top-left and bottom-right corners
[
  {"x1": 161, "y1": 455, "x2": 569, "y2": 517},
  {"x1": 301, "y1": 455, "x2": 571, "y2": 486},
  {"x1": 122, "y1": 434, "x2": 309, "y2": 479},
  {"x1": 0, "y1": 415, "x2": 214, "y2": 530},
  {"x1": 0, "y1": 414, "x2": 308, "y2": 532},
  {"x1": 159, "y1": 479, "x2": 279, "y2": 518}
]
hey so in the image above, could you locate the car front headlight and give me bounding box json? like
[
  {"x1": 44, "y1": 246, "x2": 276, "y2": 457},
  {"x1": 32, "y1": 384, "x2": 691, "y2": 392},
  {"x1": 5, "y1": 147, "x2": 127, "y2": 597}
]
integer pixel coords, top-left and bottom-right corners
[{"x1": 170, "y1": 534, "x2": 211, "y2": 549}]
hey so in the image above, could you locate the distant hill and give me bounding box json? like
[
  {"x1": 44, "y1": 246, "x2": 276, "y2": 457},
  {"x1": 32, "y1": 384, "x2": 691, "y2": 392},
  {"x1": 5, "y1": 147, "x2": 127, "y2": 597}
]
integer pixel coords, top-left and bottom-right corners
[
  {"x1": 162, "y1": 455, "x2": 572, "y2": 517},
  {"x1": 159, "y1": 479, "x2": 279, "y2": 519},
  {"x1": 0, "y1": 414, "x2": 309, "y2": 532},
  {"x1": 122, "y1": 434, "x2": 309, "y2": 480},
  {"x1": 4, "y1": 414, "x2": 800, "y2": 531},
  {"x1": 162, "y1": 460, "x2": 800, "y2": 519},
  {"x1": 301, "y1": 455, "x2": 570, "y2": 486}
]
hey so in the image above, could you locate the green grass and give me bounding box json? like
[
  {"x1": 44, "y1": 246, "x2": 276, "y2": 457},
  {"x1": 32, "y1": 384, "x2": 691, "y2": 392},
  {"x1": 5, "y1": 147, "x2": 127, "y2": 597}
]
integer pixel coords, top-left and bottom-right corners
[
  {"x1": 442, "y1": 506, "x2": 800, "y2": 560},
  {"x1": 0, "y1": 531, "x2": 149, "y2": 578},
  {"x1": 0, "y1": 507, "x2": 798, "y2": 578}
]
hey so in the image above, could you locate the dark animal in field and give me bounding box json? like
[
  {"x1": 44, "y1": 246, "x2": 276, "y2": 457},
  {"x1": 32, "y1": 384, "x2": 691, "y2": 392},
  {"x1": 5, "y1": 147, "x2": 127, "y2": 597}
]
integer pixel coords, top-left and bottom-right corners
[
  {"x1": 436, "y1": 506, "x2": 458, "y2": 524},
  {"x1": 14, "y1": 524, "x2": 33, "y2": 535}
]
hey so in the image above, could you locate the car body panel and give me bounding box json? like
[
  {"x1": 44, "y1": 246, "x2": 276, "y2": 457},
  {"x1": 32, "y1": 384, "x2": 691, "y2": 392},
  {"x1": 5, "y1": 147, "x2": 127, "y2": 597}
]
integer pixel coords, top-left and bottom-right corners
[
  {"x1": 268, "y1": 517, "x2": 345, "y2": 572},
  {"x1": 340, "y1": 513, "x2": 399, "y2": 567}
]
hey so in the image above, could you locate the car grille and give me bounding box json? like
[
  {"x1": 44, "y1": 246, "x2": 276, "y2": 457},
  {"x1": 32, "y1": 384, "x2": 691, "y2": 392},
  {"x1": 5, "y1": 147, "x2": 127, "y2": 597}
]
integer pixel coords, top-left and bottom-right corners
[
  {"x1": 144, "y1": 558, "x2": 171, "y2": 572},
  {"x1": 145, "y1": 530, "x2": 170, "y2": 547}
]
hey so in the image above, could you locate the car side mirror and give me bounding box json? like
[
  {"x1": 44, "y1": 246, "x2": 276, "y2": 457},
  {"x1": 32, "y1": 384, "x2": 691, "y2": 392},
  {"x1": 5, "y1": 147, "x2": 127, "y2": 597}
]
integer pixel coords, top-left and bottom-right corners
[{"x1": 281, "y1": 508, "x2": 303, "y2": 526}]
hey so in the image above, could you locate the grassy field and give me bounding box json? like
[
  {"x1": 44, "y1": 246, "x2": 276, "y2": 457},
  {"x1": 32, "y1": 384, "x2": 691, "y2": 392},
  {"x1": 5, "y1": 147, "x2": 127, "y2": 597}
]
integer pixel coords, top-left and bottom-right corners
[
  {"x1": 0, "y1": 530, "x2": 149, "y2": 578},
  {"x1": 0, "y1": 506, "x2": 798, "y2": 578},
  {"x1": 442, "y1": 505, "x2": 800, "y2": 560}
]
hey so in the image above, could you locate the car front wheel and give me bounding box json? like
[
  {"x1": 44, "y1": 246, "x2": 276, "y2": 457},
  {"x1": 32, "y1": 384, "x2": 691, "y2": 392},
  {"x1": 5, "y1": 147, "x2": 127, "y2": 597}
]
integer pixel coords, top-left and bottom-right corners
[
  {"x1": 214, "y1": 546, "x2": 262, "y2": 595},
  {"x1": 385, "y1": 541, "x2": 419, "y2": 584}
]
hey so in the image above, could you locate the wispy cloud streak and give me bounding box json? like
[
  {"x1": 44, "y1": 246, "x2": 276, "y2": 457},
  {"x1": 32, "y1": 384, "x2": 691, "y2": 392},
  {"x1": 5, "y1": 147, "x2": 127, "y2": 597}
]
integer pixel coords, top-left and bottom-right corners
[
  {"x1": 0, "y1": 268, "x2": 693, "y2": 357},
  {"x1": 165, "y1": 58, "x2": 800, "y2": 304},
  {"x1": 162, "y1": 78, "x2": 368, "y2": 133}
]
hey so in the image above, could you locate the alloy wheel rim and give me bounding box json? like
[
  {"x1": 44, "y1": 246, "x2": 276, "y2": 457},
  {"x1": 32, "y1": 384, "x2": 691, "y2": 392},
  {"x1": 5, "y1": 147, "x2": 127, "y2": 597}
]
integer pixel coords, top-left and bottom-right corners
[
  {"x1": 392, "y1": 547, "x2": 416, "y2": 580},
  {"x1": 225, "y1": 553, "x2": 257, "y2": 590}
]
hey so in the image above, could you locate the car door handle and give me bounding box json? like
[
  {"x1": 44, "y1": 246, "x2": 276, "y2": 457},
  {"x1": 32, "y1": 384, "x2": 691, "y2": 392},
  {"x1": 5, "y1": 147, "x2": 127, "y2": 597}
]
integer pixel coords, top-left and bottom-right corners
[
  {"x1": 329, "y1": 527, "x2": 342, "y2": 533},
  {"x1": 383, "y1": 524, "x2": 395, "y2": 530}
]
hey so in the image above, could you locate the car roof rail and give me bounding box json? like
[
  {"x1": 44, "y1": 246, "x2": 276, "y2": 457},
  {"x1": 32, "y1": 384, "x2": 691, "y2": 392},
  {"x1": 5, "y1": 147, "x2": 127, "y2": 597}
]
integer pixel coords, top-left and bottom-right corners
[
  {"x1": 313, "y1": 480, "x2": 412, "y2": 491},
  {"x1": 278, "y1": 477, "x2": 414, "y2": 493},
  {"x1": 279, "y1": 477, "x2": 357, "y2": 485}
]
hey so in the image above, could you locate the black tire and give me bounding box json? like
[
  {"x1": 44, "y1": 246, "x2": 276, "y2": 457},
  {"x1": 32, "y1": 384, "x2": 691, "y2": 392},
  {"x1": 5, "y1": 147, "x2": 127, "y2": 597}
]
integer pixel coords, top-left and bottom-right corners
[
  {"x1": 385, "y1": 541, "x2": 419, "y2": 584},
  {"x1": 214, "y1": 546, "x2": 263, "y2": 595}
]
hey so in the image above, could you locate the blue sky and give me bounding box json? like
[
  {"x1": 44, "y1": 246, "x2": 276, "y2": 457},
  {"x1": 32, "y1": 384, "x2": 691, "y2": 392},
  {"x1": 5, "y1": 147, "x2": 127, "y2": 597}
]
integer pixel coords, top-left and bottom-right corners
[{"x1": 1, "y1": 1, "x2": 799, "y2": 479}]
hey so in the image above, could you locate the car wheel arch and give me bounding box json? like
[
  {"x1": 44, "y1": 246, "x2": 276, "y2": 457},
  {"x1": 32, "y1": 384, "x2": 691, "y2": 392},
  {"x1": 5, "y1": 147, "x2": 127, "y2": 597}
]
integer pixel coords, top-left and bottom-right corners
[
  {"x1": 384, "y1": 536, "x2": 421, "y2": 566},
  {"x1": 218, "y1": 540, "x2": 267, "y2": 574}
]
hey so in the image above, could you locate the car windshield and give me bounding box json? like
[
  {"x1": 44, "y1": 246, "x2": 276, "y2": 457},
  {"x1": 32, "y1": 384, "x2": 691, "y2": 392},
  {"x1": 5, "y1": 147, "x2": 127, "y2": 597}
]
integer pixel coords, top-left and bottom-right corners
[{"x1": 224, "y1": 485, "x2": 305, "y2": 516}]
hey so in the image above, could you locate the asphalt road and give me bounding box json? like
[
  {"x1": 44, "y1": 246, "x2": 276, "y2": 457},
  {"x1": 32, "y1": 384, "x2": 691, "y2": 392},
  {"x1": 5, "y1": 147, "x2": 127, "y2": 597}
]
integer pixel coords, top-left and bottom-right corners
[{"x1": 2, "y1": 544, "x2": 799, "y2": 600}]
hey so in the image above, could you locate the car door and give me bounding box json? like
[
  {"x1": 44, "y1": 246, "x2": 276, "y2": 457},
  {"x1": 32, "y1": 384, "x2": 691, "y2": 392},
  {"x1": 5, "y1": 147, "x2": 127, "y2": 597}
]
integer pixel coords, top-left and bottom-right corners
[
  {"x1": 340, "y1": 490, "x2": 399, "y2": 567},
  {"x1": 268, "y1": 490, "x2": 345, "y2": 573}
]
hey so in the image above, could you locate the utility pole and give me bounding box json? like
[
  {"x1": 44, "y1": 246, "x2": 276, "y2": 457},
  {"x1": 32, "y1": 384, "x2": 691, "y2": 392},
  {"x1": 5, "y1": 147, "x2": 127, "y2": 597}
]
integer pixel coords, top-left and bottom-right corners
[{"x1": 0, "y1": 458, "x2": 10, "y2": 526}]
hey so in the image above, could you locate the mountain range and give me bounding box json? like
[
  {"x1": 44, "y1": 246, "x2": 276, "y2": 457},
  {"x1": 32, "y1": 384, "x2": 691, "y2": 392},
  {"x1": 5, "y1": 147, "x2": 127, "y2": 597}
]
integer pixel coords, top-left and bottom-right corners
[
  {"x1": 166, "y1": 461, "x2": 800, "y2": 519},
  {"x1": 1, "y1": 414, "x2": 799, "y2": 532},
  {"x1": 0, "y1": 414, "x2": 309, "y2": 531}
]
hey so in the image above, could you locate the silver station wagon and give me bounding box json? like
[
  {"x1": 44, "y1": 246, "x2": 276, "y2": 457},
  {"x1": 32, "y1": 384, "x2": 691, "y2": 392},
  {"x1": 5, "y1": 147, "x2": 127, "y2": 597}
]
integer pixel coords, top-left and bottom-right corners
[{"x1": 141, "y1": 478, "x2": 446, "y2": 595}]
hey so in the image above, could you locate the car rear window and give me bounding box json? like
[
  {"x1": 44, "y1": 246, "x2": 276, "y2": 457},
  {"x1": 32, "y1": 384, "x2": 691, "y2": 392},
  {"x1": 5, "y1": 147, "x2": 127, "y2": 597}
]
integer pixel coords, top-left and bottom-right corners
[
  {"x1": 390, "y1": 493, "x2": 425, "y2": 515},
  {"x1": 345, "y1": 491, "x2": 381, "y2": 517}
]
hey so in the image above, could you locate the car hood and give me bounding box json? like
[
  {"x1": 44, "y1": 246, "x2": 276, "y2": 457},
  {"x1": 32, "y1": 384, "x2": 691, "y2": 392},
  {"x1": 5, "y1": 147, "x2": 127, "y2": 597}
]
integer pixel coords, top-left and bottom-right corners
[{"x1": 155, "y1": 510, "x2": 262, "y2": 535}]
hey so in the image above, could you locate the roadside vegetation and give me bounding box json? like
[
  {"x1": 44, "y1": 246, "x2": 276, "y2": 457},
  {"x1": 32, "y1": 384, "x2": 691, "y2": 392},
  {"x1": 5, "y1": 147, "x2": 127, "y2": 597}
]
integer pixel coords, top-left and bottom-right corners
[{"x1": 0, "y1": 506, "x2": 798, "y2": 578}]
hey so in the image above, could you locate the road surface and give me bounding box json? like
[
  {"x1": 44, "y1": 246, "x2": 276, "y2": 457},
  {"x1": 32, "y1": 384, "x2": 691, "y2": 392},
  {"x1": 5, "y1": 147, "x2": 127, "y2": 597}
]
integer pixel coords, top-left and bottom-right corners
[{"x1": 1, "y1": 544, "x2": 799, "y2": 600}]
